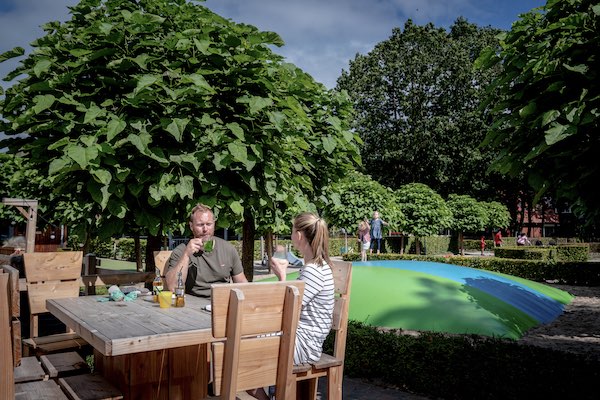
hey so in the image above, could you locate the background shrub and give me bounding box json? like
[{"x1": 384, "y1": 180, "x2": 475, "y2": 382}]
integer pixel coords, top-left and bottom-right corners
[{"x1": 327, "y1": 321, "x2": 600, "y2": 400}]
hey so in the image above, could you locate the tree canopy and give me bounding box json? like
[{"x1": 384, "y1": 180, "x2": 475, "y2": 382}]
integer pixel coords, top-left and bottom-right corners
[
  {"x1": 323, "y1": 171, "x2": 405, "y2": 234},
  {"x1": 337, "y1": 18, "x2": 508, "y2": 200},
  {"x1": 477, "y1": 0, "x2": 600, "y2": 230},
  {"x1": 447, "y1": 193, "x2": 487, "y2": 255},
  {"x1": 396, "y1": 183, "x2": 452, "y2": 254},
  {"x1": 0, "y1": 0, "x2": 361, "y2": 262}
]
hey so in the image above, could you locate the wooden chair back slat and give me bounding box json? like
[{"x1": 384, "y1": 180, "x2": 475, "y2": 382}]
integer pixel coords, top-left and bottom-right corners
[
  {"x1": 211, "y1": 281, "x2": 304, "y2": 399},
  {"x1": 1, "y1": 272, "x2": 15, "y2": 399},
  {"x1": 1, "y1": 265, "x2": 20, "y2": 318},
  {"x1": 211, "y1": 281, "x2": 304, "y2": 338},
  {"x1": 329, "y1": 261, "x2": 352, "y2": 360},
  {"x1": 1, "y1": 265, "x2": 22, "y2": 367},
  {"x1": 22, "y1": 252, "x2": 83, "y2": 338},
  {"x1": 23, "y1": 252, "x2": 82, "y2": 283},
  {"x1": 153, "y1": 250, "x2": 172, "y2": 276},
  {"x1": 26, "y1": 281, "x2": 81, "y2": 315}
]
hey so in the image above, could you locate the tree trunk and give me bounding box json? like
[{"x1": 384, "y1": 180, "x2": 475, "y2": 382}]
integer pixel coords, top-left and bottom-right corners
[
  {"x1": 541, "y1": 200, "x2": 546, "y2": 237},
  {"x1": 400, "y1": 235, "x2": 404, "y2": 255},
  {"x1": 459, "y1": 232, "x2": 464, "y2": 256},
  {"x1": 415, "y1": 237, "x2": 421, "y2": 255},
  {"x1": 242, "y1": 212, "x2": 256, "y2": 281},
  {"x1": 265, "y1": 231, "x2": 274, "y2": 273},
  {"x1": 134, "y1": 235, "x2": 141, "y2": 271}
]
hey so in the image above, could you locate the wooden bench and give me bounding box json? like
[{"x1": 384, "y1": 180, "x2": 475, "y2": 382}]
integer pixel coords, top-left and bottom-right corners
[
  {"x1": 293, "y1": 260, "x2": 353, "y2": 400},
  {"x1": 211, "y1": 280, "x2": 305, "y2": 400}
]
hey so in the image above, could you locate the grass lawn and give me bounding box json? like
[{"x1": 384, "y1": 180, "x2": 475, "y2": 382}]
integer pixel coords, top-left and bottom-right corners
[{"x1": 97, "y1": 258, "x2": 139, "y2": 271}]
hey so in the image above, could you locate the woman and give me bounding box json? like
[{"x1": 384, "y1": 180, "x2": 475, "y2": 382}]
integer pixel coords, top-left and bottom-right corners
[
  {"x1": 369, "y1": 210, "x2": 388, "y2": 254},
  {"x1": 358, "y1": 219, "x2": 371, "y2": 261},
  {"x1": 251, "y1": 212, "x2": 335, "y2": 400}
]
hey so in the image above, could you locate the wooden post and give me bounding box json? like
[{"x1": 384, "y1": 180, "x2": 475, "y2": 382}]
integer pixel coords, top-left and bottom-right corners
[{"x1": 1, "y1": 198, "x2": 38, "y2": 253}]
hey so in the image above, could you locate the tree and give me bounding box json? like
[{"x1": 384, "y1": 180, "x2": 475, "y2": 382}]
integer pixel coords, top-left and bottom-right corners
[
  {"x1": 477, "y1": 0, "x2": 600, "y2": 232},
  {"x1": 0, "y1": 0, "x2": 360, "y2": 278},
  {"x1": 323, "y1": 171, "x2": 405, "y2": 234},
  {"x1": 484, "y1": 201, "x2": 511, "y2": 239},
  {"x1": 446, "y1": 194, "x2": 487, "y2": 255},
  {"x1": 396, "y1": 183, "x2": 452, "y2": 254},
  {"x1": 337, "y1": 18, "x2": 507, "y2": 200}
]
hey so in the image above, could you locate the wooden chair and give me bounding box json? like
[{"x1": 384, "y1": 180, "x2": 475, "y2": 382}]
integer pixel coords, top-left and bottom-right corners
[
  {"x1": 293, "y1": 260, "x2": 353, "y2": 400},
  {"x1": 2, "y1": 266, "x2": 66, "y2": 400},
  {"x1": 153, "y1": 250, "x2": 172, "y2": 276},
  {"x1": 22, "y1": 252, "x2": 88, "y2": 356},
  {"x1": 211, "y1": 280, "x2": 305, "y2": 400}
]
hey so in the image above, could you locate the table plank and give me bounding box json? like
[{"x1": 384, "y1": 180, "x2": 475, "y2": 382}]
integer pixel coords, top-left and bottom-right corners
[{"x1": 47, "y1": 295, "x2": 213, "y2": 356}]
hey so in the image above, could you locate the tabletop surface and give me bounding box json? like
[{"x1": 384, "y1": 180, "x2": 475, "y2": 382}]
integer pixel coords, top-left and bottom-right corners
[{"x1": 46, "y1": 294, "x2": 213, "y2": 356}]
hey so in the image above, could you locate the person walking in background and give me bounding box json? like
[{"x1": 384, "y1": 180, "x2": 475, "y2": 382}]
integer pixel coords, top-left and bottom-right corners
[
  {"x1": 494, "y1": 230, "x2": 503, "y2": 248},
  {"x1": 357, "y1": 219, "x2": 371, "y2": 262},
  {"x1": 480, "y1": 235, "x2": 486, "y2": 256},
  {"x1": 369, "y1": 210, "x2": 388, "y2": 255},
  {"x1": 517, "y1": 232, "x2": 531, "y2": 246}
]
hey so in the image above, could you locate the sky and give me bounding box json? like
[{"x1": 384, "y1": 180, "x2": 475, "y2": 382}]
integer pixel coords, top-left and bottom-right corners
[{"x1": 0, "y1": 0, "x2": 546, "y2": 90}]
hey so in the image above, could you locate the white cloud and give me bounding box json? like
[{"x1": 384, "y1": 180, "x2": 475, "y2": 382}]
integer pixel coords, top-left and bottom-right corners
[{"x1": 0, "y1": 0, "x2": 546, "y2": 90}]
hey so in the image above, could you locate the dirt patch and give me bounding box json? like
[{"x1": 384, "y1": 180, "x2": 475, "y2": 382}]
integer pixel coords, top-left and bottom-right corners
[{"x1": 518, "y1": 284, "x2": 600, "y2": 360}]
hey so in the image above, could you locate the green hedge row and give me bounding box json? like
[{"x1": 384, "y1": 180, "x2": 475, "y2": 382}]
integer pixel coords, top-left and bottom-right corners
[
  {"x1": 463, "y1": 237, "x2": 585, "y2": 251},
  {"x1": 328, "y1": 321, "x2": 599, "y2": 400},
  {"x1": 342, "y1": 253, "x2": 600, "y2": 285},
  {"x1": 495, "y1": 244, "x2": 589, "y2": 262}
]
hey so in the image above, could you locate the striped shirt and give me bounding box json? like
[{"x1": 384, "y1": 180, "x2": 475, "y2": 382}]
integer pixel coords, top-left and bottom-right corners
[{"x1": 294, "y1": 262, "x2": 335, "y2": 365}]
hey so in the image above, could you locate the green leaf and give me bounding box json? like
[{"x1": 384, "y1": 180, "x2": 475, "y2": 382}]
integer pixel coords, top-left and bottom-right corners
[
  {"x1": 227, "y1": 142, "x2": 248, "y2": 164},
  {"x1": 92, "y1": 169, "x2": 112, "y2": 185},
  {"x1": 322, "y1": 135, "x2": 336, "y2": 154},
  {"x1": 0, "y1": 47, "x2": 24, "y2": 63},
  {"x1": 182, "y1": 74, "x2": 215, "y2": 94},
  {"x1": 563, "y1": 63, "x2": 588, "y2": 74},
  {"x1": 226, "y1": 122, "x2": 244, "y2": 140},
  {"x1": 519, "y1": 102, "x2": 536, "y2": 118},
  {"x1": 33, "y1": 59, "x2": 52, "y2": 77},
  {"x1": 229, "y1": 200, "x2": 244, "y2": 215},
  {"x1": 107, "y1": 198, "x2": 127, "y2": 218},
  {"x1": 84, "y1": 104, "x2": 104, "y2": 124},
  {"x1": 541, "y1": 110, "x2": 560, "y2": 127},
  {"x1": 166, "y1": 118, "x2": 189, "y2": 142},
  {"x1": 176, "y1": 175, "x2": 194, "y2": 199},
  {"x1": 106, "y1": 118, "x2": 127, "y2": 141},
  {"x1": 48, "y1": 158, "x2": 70, "y2": 175},
  {"x1": 544, "y1": 123, "x2": 569, "y2": 145},
  {"x1": 88, "y1": 181, "x2": 110, "y2": 210},
  {"x1": 133, "y1": 74, "x2": 159, "y2": 95},
  {"x1": 32, "y1": 94, "x2": 56, "y2": 114},
  {"x1": 67, "y1": 145, "x2": 98, "y2": 169}
]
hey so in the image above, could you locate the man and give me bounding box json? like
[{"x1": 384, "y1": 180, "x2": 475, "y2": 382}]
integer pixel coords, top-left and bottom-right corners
[{"x1": 165, "y1": 204, "x2": 248, "y2": 297}]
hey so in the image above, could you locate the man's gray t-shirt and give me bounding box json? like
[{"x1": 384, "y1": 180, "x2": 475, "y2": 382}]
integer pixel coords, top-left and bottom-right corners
[{"x1": 167, "y1": 237, "x2": 243, "y2": 297}]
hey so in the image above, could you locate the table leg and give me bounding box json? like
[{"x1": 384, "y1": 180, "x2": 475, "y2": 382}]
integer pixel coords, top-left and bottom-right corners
[{"x1": 95, "y1": 344, "x2": 209, "y2": 400}]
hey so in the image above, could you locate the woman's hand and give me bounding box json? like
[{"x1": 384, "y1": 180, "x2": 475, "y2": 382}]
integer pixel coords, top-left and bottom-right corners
[{"x1": 269, "y1": 256, "x2": 289, "y2": 281}]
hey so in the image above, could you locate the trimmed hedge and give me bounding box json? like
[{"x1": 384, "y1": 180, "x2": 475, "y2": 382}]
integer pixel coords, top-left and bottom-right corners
[
  {"x1": 328, "y1": 321, "x2": 600, "y2": 400},
  {"x1": 494, "y1": 246, "x2": 554, "y2": 261},
  {"x1": 556, "y1": 243, "x2": 589, "y2": 262},
  {"x1": 495, "y1": 244, "x2": 589, "y2": 262},
  {"x1": 342, "y1": 252, "x2": 600, "y2": 285}
]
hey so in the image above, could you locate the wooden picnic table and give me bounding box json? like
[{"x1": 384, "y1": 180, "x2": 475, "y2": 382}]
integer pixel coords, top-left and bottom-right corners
[{"x1": 47, "y1": 294, "x2": 213, "y2": 400}]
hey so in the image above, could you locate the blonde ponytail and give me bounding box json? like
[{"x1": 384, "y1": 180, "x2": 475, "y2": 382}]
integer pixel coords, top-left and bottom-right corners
[{"x1": 293, "y1": 212, "x2": 331, "y2": 267}]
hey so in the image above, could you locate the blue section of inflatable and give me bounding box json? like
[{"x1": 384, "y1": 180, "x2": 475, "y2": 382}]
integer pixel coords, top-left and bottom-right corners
[{"x1": 355, "y1": 260, "x2": 565, "y2": 324}]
